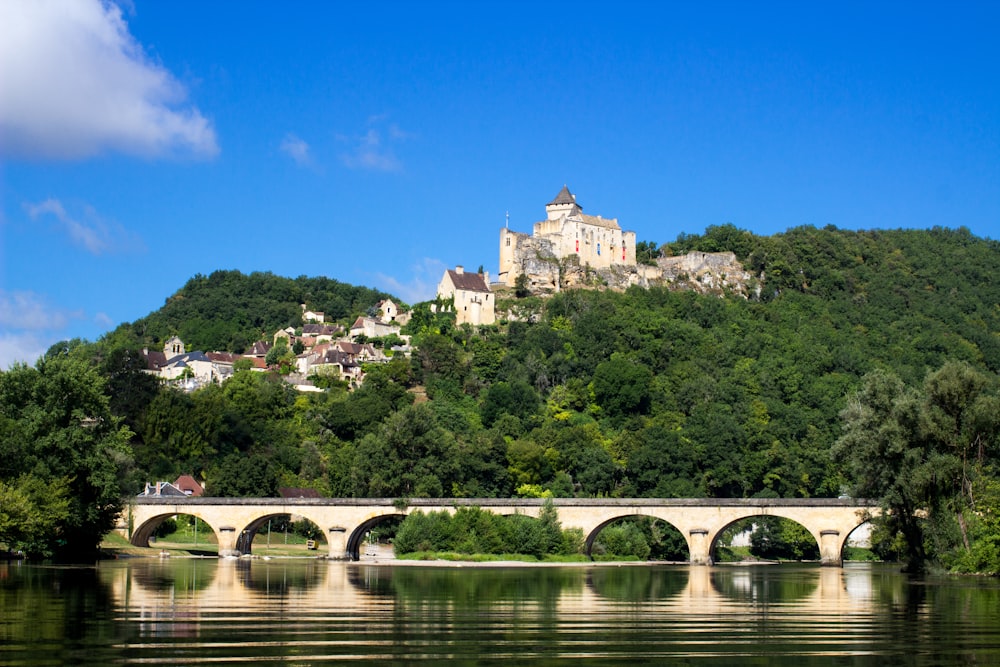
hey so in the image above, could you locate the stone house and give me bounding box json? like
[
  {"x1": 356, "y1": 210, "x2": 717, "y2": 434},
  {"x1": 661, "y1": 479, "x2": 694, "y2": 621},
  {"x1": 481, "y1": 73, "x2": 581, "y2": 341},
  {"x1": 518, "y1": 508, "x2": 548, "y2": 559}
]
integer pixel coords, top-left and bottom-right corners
[
  {"x1": 350, "y1": 316, "x2": 401, "y2": 339},
  {"x1": 302, "y1": 323, "x2": 343, "y2": 343},
  {"x1": 376, "y1": 298, "x2": 410, "y2": 325},
  {"x1": 437, "y1": 265, "x2": 496, "y2": 326},
  {"x1": 302, "y1": 307, "x2": 325, "y2": 323}
]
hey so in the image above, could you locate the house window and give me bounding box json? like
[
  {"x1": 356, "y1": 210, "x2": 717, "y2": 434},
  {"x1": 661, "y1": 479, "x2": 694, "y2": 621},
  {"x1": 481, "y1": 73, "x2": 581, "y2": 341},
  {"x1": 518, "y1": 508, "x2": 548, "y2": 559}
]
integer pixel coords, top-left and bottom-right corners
[{"x1": 597, "y1": 243, "x2": 601, "y2": 256}]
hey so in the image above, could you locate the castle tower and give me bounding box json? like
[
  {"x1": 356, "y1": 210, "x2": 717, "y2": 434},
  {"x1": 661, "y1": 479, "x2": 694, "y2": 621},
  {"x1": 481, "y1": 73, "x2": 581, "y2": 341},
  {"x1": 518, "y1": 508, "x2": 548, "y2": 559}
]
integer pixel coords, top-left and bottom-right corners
[{"x1": 545, "y1": 185, "x2": 582, "y2": 221}]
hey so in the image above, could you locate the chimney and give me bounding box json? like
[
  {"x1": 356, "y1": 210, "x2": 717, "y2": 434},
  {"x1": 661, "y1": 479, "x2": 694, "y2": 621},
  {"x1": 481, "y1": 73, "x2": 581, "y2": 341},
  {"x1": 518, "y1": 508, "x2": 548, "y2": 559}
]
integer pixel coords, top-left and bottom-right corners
[{"x1": 455, "y1": 265, "x2": 464, "y2": 274}]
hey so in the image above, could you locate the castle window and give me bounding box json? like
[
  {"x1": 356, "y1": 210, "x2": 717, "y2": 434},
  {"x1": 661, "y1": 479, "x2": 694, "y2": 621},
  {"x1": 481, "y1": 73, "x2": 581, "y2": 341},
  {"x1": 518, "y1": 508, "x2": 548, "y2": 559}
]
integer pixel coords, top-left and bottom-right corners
[{"x1": 506, "y1": 237, "x2": 510, "y2": 247}]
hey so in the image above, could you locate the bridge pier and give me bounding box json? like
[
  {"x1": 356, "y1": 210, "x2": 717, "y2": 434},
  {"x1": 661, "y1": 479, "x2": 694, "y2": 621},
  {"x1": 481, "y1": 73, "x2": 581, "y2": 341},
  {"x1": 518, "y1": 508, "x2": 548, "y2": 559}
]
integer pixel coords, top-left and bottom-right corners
[
  {"x1": 688, "y1": 528, "x2": 712, "y2": 565},
  {"x1": 218, "y1": 526, "x2": 240, "y2": 557},
  {"x1": 327, "y1": 527, "x2": 349, "y2": 560},
  {"x1": 819, "y1": 530, "x2": 842, "y2": 567}
]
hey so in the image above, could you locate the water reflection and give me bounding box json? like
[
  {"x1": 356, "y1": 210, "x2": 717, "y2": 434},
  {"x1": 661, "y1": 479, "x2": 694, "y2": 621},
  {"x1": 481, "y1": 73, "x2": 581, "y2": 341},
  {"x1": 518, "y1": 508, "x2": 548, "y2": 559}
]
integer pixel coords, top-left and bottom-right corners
[
  {"x1": 3, "y1": 560, "x2": 1000, "y2": 665},
  {"x1": 130, "y1": 558, "x2": 216, "y2": 594},
  {"x1": 710, "y1": 565, "x2": 819, "y2": 604},
  {"x1": 588, "y1": 565, "x2": 688, "y2": 601},
  {"x1": 236, "y1": 558, "x2": 325, "y2": 594}
]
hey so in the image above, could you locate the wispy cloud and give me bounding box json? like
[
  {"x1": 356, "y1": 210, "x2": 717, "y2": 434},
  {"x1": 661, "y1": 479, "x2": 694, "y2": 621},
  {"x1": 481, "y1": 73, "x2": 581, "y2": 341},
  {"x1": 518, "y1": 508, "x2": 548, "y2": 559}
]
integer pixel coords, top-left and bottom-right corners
[
  {"x1": 0, "y1": 291, "x2": 81, "y2": 369},
  {"x1": 372, "y1": 257, "x2": 446, "y2": 305},
  {"x1": 25, "y1": 198, "x2": 145, "y2": 255},
  {"x1": 338, "y1": 115, "x2": 411, "y2": 172},
  {"x1": 0, "y1": 332, "x2": 48, "y2": 369},
  {"x1": 280, "y1": 133, "x2": 311, "y2": 165},
  {"x1": 0, "y1": 290, "x2": 69, "y2": 330},
  {"x1": 0, "y1": 0, "x2": 218, "y2": 160}
]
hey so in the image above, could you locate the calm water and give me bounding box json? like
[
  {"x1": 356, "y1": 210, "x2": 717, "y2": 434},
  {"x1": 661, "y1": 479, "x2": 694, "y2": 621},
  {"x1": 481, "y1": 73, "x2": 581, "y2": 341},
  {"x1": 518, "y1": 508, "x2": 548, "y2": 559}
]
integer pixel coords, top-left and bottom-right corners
[{"x1": 2, "y1": 559, "x2": 999, "y2": 666}]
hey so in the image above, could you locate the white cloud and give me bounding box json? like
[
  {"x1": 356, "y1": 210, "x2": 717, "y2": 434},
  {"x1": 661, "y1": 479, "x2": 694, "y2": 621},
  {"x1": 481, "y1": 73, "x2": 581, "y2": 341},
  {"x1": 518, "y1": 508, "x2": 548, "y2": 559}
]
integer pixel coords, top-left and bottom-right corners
[
  {"x1": 280, "y1": 133, "x2": 311, "y2": 165},
  {"x1": 25, "y1": 198, "x2": 145, "y2": 254},
  {"x1": 0, "y1": 332, "x2": 48, "y2": 369},
  {"x1": 0, "y1": 0, "x2": 218, "y2": 160},
  {"x1": 0, "y1": 291, "x2": 80, "y2": 369},
  {"x1": 0, "y1": 290, "x2": 68, "y2": 330},
  {"x1": 339, "y1": 116, "x2": 411, "y2": 172},
  {"x1": 372, "y1": 258, "x2": 446, "y2": 305}
]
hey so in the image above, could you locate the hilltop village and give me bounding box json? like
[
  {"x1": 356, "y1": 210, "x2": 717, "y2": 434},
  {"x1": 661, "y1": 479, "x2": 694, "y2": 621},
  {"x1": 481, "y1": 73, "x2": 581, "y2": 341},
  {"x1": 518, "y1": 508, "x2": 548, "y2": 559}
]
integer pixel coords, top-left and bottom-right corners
[{"x1": 141, "y1": 186, "x2": 746, "y2": 392}]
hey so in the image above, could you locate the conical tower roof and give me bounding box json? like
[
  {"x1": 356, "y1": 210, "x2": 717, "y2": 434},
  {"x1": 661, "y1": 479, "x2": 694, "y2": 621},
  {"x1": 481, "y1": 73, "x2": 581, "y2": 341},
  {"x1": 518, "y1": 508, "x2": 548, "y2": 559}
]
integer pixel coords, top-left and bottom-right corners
[{"x1": 547, "y1": 185, "x2": 577, "y2": 207}]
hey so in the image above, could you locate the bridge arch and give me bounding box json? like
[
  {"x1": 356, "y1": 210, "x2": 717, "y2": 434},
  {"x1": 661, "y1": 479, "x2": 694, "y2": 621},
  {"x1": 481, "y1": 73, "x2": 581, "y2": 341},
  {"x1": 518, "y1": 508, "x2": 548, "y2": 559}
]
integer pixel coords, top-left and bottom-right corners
[
  {"x1": 233, "y1": 513, "x2": 327, "y2": 555},
  {"x1": 584, "y1": 514, "x2": 690, "y2": 560},
  {"x1": 710, "y1": 514, "x2": 820, "y2": 562},
  {"x1": 346, "y1": 513, "x2": 406, "y2": 560},
  {"x1": 130, "y1": 510, "x2": 223, "y2": 550}
]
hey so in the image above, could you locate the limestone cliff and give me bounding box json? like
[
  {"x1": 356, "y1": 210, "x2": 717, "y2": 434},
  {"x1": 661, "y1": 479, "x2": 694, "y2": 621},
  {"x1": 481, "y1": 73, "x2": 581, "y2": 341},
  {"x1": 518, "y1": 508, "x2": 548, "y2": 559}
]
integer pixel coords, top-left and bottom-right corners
[{"x1": 509, "y1": 250, "x2": 755, "y2": 298}]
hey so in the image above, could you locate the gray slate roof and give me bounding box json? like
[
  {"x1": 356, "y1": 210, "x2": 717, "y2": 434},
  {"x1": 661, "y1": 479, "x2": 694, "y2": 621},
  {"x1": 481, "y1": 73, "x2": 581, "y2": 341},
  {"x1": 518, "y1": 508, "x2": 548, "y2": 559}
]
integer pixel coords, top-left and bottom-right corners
[{"x1": 548, "y1": 185, "x2": 578, "y2": 207}]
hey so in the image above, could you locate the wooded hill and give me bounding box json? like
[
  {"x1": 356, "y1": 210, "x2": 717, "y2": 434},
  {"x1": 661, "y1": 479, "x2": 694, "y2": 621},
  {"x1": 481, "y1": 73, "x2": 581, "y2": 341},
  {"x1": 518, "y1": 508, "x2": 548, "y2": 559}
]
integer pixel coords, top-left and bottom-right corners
[
  {"x1": 110, "y1": 270, "x2": 394, "y2": 353},
  {"x1": 109, "y1": 224, "x2": 1000, "y2": 501},
  {"x1": 3, "y1": 224, "x2": 999, "y2": 568}
]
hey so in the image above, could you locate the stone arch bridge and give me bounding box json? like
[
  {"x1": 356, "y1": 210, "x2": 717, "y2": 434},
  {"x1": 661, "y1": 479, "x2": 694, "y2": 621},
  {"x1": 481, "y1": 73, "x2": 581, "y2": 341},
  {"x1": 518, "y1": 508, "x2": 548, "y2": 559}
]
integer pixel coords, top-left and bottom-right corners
[{"x1": 119, "y1": 497, "x2": 876, "y2": 566}]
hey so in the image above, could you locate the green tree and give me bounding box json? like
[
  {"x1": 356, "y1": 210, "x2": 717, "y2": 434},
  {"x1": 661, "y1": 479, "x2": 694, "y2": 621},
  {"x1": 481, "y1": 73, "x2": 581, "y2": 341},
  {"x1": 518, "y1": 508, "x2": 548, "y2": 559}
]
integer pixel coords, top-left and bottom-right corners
[
  {"x1": 0, "y1": 356, "x2": 134, "y2": 560},
  {"x1": 833, "y1": 363, "x2": 1000, "y2": 573},
  {"x1": 591, "y1": 356, "x2": 653, "y2": 420},
  {"x1": 0, "y1": 476, "x2": 71, "y2": 558}
]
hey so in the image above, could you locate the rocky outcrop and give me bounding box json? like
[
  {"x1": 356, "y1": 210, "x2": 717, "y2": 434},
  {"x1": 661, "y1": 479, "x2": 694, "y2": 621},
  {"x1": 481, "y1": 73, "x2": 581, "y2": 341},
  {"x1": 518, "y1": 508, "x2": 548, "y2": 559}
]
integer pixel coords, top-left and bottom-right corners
[{"x1": 512, "y1": 250, "x2": 755, "y2": 297}]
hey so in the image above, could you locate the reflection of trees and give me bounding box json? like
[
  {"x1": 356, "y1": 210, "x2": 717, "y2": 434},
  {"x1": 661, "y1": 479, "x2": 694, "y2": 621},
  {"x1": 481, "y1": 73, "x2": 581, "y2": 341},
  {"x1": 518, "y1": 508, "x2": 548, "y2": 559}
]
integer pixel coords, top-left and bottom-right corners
[
  {"x1": 1, "y1": 566, "x2": 114, "y2": 645},
  {"x1": 587, "y1": 567, "x2": 688, "y2": 601},
  {"x1": 711, "y1": 565, "x2": 819, "y2": 604},
  {"x1": 350, "y1": 565, "x2": 584, "y2": 611},
  {"x1": 129, "y1": 559, "x2": 217, "y2": 595}
]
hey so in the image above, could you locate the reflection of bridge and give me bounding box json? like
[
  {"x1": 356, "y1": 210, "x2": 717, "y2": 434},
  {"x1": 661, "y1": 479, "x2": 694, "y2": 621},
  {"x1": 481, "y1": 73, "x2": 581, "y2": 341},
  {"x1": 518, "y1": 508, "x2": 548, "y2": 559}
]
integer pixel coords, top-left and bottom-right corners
[
  {"x1": 120, "y1": 497, "x2": 876, "y2": 566},
  {"x1": 102, "y1": 560, "x2": 883, "y2": 623}
]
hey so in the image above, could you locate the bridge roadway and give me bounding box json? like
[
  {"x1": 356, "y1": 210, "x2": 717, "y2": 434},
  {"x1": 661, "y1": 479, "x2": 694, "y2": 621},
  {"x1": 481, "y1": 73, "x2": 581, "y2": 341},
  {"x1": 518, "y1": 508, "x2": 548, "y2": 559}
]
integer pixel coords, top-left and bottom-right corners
[{"x1": 119, "y1": 497, "x2": 876, "y2": 566}]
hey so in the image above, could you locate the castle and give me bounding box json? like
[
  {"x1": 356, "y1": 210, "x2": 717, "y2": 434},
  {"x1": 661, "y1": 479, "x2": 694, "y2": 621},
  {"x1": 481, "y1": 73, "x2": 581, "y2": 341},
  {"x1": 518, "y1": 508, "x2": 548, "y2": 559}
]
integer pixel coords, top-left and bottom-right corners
[
  {"x1": 495, "y1": 186, "x2": 753, "y2": 297},
  {"x1": 498, "y1": 186, "x2": 637, "y2": 288}
]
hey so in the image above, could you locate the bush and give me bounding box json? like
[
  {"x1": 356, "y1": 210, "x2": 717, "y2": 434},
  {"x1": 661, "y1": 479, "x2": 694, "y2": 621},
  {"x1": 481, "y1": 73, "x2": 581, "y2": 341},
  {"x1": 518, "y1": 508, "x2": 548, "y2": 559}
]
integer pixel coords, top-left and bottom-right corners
[
  {"x1": 153, "y1": 518, "x2": 178, "y2": 538},
  {"x1": 594, "y1": 522, "x2": 651, "y2": 560},
  {"x1": 391, "y1": 503, "x2": 583, "y2": 558}
]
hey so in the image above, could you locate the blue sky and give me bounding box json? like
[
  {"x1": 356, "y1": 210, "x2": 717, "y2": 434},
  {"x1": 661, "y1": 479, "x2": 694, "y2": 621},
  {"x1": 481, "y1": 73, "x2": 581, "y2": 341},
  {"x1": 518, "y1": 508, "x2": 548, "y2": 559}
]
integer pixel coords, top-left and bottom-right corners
[{"x1": 1, "y1": 1, "x2": 998, "y2": 367}]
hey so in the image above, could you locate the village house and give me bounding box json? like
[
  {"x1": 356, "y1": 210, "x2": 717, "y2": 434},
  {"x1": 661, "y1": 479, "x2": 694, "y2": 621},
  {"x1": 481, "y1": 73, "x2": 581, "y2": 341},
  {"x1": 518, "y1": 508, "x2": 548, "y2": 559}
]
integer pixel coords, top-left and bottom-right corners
[
  {"x1": 173, "y1": 474, "x2": 205, "y2": 497},
  {"x1": 333, "y1": 340, "x2": 382, "y2": 363},
  {"x1": 302, "y1": 323, "x2": 342, "y2": 342},
  {"x1": 437, "y1": 265, "x2": 496, "y2": 326},
  {"x1": 375, "y1": 298, "x2": 410, "y2": 326},
  {"x1": 244, "y1": 341, "x2": 272, "y2": 358},
  {"x1": 350, "y1": 316, "x2": 402, "y2": 339},
  {"x1": 301, "y1": 306, "x2": 325, "y2": 323},
  {"x1": 273, "y1": 326, "x2": 297, "y2": 346}
]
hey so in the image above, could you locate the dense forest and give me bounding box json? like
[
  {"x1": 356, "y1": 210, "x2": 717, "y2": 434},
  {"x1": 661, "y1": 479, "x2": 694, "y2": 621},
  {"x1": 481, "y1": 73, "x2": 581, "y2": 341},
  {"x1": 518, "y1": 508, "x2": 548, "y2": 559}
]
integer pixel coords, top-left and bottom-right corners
[
  {"x1": 111, "y1": 270, "x2": 394, "y2": 353},
  {"x1": 2, "y1": 224, "x2": 999, "y2": 571}
]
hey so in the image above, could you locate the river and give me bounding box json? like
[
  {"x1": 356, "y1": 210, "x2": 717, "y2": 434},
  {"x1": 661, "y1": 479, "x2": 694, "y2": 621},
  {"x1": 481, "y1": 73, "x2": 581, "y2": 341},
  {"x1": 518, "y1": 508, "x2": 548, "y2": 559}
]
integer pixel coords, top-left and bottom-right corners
[{"x1": 2, "y1": 559, "x2": 999, "y2": 665}]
